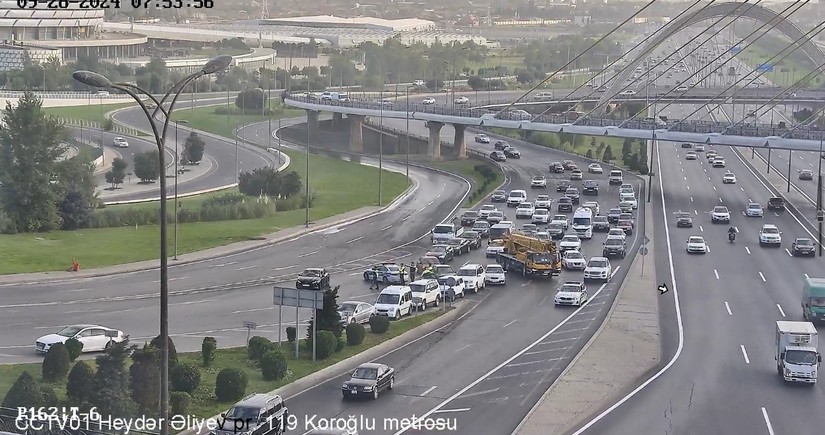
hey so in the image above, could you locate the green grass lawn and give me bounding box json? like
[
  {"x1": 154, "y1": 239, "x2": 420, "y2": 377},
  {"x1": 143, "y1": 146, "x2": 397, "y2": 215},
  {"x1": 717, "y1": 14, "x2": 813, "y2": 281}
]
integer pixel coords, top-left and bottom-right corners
[
  {"x1": 426, "y1": 160, "x2": 504, "y2": 207},
  {"x1": 0, "y1": 310, "x2": 447, "y2": 418},
  {"x1": 735, "y1": 45, "x2": 819, "y2": 88},
  {"x1": 44, "y1": 102, "x2": 137, "y2": 124},
  {"x1": 0, "y1": 148, "x2": 409, "y2": 274},
  {"x1": 170, "y1": 102, "x2": 304, "y2": 139},
  {"x1": 488, "y1": 128, "x2": 641, "y2": 168}
]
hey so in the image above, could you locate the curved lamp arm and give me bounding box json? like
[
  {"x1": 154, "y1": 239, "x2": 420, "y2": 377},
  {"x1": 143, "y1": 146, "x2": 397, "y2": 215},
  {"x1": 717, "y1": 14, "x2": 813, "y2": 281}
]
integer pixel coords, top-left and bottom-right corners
[
  {"x1": 110, "y1": 84, "x2": 164, "y2": 151},
  {"x1": 159, "y1": 73, "x2": 204, "y2": 142},
  {"x1": 113, "y1": 82, "x2": 170, "y2": 120}
]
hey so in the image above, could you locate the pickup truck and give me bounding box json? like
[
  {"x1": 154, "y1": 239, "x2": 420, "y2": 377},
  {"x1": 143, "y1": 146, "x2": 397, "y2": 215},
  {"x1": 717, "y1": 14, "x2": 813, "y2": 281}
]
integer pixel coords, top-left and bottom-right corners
[{"x1": 768, "y1": 197, "x2": 786, "y2": 211}]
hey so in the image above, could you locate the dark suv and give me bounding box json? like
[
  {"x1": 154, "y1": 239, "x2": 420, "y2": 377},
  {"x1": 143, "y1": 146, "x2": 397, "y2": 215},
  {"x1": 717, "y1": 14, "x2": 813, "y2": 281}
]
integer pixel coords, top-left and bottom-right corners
[
  {"x1": 583, "y1": 180, "x2": 599, "y2": 195},
  {"x1": 214, "y1": 393, "x2": 289, "y2": 435},
  {"x1": 767, "y1": 197, "x2": 785, "y2": 211},
  {"x1": 556, "y1": 180, "x2": 571, "y2": 192},
  {"x1": 494, "y1": 140, "x2": 509, "y2": 150},
  {"x1": 296, "y1": 268, "x2": 330, "y2": 290},
  {"x1": 460, "y1": 211, "x2": 478, "y2": 226},
  {"x1": 557, "y1": 197, "x2": 573, "y2": 212},
  {"x1": 602, "y1": 238, "x2": 627, "y2": 258},
  {"x1": 593, "y1": 215, "x2": 610, "y2": 232}
]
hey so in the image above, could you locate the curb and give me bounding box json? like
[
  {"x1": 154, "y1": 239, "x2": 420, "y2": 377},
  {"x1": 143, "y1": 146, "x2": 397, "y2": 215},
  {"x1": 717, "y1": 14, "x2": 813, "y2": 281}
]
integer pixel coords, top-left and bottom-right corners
[{"x1": 180, "y1": 303, "x2": 471, "y2": 435}]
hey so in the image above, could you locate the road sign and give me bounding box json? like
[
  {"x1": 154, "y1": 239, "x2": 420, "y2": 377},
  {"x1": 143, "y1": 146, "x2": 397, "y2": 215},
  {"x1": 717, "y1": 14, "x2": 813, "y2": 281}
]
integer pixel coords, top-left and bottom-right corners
[
  {"x1": 757, "y1": 63, "x2": 774, "y2": 72},
  {"x1": 729, "y1": 46, "x2": 742, "y2": 54},
  {"x1": 639, "y1": 246, "x2": 649, "y2": 256},
  {"x1": 643, "y1": 234, "x2": 650, "y2": 245},
  {"x1": 658, "y1": 283, "x2": 669, "y2": 294},
  {"x1": 273, "y1": 287, "x2": 325, "y2": 309},
  {"x1": 243, "y1": 321, "x2": 257, "y2": 329}
]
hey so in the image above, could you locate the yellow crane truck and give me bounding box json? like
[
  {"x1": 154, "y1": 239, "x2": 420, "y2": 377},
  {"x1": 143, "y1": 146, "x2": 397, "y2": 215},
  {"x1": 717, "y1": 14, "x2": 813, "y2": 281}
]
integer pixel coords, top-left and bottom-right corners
[{"x1": 496, "y1": 233, "x2": 562, "y2": 277}]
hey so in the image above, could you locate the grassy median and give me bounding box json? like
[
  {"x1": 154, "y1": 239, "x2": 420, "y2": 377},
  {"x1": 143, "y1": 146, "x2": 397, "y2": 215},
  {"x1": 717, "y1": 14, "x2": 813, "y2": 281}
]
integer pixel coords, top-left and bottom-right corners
[
  {"x1": 0, "y1": 310, "x2": 447, "y2": 418},
  {"x1": 426, "y1": 160, "x2": 504, "y2": 207},
  {"x1": 170, "y1": 102, "x2": 304, "y2": 139}
]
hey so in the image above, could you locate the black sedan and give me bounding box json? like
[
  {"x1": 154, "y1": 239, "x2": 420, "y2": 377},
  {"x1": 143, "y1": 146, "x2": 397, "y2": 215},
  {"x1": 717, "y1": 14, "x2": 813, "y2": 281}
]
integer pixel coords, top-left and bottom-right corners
[
  {"x1": 675, "y1": 211, "x2": 693, "y2": 227},
  {"x1": 446, "y1": 237, "x2": 472, "y2": 255},
  {"x1": 491, "y1": 190, "x2": 507, "y2": 202},
  {"x1": 342, "y1": 363, "x2": 395, "y2": 400},
  {"x1": 296, "y1": 268, "x2": 330, "y2": 290},
  {"x1": 503, "y1": 147, "x2": 521, "y2": 158},
  {"x1": 792, "y1": 238, "x2": 816, "y2": 257},
  {"x1": 426, "y1": 245, "x2": 454, "y2": 262},
  {"x1": 459, "y1": 230, "x2": 483, "y2": 249}
]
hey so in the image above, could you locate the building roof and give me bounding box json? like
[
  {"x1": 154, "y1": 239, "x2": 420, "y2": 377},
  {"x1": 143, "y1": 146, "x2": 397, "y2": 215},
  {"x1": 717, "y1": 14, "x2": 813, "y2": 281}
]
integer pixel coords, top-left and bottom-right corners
[{"x1": 261, "y1": 15, "x2": 435, "y2": 32}]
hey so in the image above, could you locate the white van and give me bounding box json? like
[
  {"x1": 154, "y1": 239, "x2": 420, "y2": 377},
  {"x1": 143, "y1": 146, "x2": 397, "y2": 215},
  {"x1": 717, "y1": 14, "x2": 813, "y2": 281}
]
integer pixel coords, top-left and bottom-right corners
[
  {"x1": 432, "y1": 223, "x2": 460, "y2": 244},
  {"x1": 374, "y1": 286, "x2": 413, "y2": 320},
  {"x1": 507, "y1": 190, "x2": 528, "y2": 207},
  {"x1": 609, "y1": 170, "x2": 623, "y2": 185}
]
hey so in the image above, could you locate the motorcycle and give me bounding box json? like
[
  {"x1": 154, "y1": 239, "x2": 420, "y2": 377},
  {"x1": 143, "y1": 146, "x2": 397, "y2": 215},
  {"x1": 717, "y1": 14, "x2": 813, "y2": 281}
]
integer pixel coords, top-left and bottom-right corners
[{"x1": 728, "y1": 232, "x2": 736, "y2": 242}]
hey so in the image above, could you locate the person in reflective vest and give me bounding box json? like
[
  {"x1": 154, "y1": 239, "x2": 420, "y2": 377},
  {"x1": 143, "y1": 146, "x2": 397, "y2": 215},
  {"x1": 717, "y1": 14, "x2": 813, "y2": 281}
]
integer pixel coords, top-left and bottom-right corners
[{"x1": 399, "y1": 264, "x2": 407, "y2": 285}]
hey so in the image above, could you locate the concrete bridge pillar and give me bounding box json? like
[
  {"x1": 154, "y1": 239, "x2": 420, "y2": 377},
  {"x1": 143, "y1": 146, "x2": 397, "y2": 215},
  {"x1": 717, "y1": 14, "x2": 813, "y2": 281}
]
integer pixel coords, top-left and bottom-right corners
[
  {"x1": 332, "y1": 112, "x2": 343, "y2": 126},
  {"x1": 426, "y1": 121, "x2": 444, "y2": 158},
  {"x1": 347, "y1": 114, "x2": 366, "y2": 153},
  {"x1": 306, "y1": 109, "x2": 320, "y2": 131},
  {"x1": 453, "y1": 124, "x2": 467, "y2": 158}
]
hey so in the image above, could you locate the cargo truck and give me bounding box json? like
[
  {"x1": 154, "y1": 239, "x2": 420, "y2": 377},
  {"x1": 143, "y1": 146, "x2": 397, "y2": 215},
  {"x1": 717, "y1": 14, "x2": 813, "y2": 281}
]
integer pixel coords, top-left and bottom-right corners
[
  {"x1": 775, "y1": 321, "x2": 820, "y2": 384},
  {"x1": 801, "y1": 277, "x2": 825, "y2": 322},
  {"x1": 496, "y1": 233, "x2": 562, "y2": 277}
]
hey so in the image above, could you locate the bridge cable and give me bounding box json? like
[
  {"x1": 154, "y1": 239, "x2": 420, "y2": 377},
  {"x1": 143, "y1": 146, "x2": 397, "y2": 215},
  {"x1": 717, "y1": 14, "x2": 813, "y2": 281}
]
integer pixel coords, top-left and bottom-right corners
[{"x1": 492, "y1": 0, "x2": 659, "y2": 118}]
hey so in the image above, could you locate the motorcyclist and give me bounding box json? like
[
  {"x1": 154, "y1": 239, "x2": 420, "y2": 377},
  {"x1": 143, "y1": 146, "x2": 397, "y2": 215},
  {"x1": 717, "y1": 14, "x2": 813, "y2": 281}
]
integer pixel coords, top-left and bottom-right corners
[{"x1": 728, "y1": 226, "x2": 736, "y2": 241}]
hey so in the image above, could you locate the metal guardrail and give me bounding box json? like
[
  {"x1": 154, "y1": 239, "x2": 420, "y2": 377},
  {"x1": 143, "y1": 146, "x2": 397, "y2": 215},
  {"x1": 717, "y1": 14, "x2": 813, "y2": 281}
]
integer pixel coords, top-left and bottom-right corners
[
  {"x1": 284, "y1": 93, "x2": 825, "y2": 141},
  {"x1": 56, "y1": 118, "x2": 143, "y2": 138}
]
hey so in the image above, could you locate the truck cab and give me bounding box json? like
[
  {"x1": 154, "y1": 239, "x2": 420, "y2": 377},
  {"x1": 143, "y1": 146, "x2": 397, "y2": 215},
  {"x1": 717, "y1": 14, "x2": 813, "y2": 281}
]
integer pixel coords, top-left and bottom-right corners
[
  {"x1": 776, "y1": 321, "x2": 820, "y2": 384},
  {"x1": 572, "y1": 207, "x2": 593, "y2": 239},
  {"x1": 802, "y1": 277, "x2": 825, "y2": 321}
]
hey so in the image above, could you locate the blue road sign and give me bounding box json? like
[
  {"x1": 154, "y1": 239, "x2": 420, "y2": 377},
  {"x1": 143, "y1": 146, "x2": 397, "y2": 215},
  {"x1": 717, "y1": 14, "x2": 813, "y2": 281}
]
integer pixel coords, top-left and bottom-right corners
[
  {"x1": 730, "y1": 46, "x2": 742, "y2": 54},
  {"x1": 757, "y1": 63, "x2": 774, "y2": 72},
  {"x1": 640, "y1": 246, "x2": 649, "y2": 256}
]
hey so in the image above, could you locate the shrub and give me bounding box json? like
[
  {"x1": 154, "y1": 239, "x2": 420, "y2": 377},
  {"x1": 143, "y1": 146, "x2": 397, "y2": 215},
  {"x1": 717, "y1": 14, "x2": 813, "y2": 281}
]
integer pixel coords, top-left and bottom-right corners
[
  {"x1": 202, "y1": 337, "x2": 217, "y2": 367},
  {"x1": 170, "y1": 362, "x2": 202, "y2": 394},
  {"x1": 260, "y1": 350, "x2": 288, "y2": 381},
  {"x1": 286, "y1": 327, "x2": 297, "y2": 342},
  {"x1": 170, "y1": 391, "x2": 191, "y2": 417},
  {"x1": 315, "y1": 331, "x2": 338, "y2": 360},
  {"x1": 215, "y1": 368, "x2": 248, "y2": 402},
  {"x1": 42, "y1": 343, "x2": 70, "y2": 382},
  {"x1": 638, "y1": 163, "x2": 650, "y2": 175},
  {"x1": 2, "y1": 372, "x2": 40, "y2": 408},
  {"x1": 64, "y1": 338, "x2": 83, "y2": 361},
  {"x1": 336, "y1": 337, "x2": 346, "y2": 352},
  {"x1": 369, "y1": 316, "x2": 391, "y2": 334},
  {"x1": 247, "y1": 336, "x2": 275, "y2": 361},
  {"x1": 40, "y1": 387, "x2": 58, "y2": 407},
  {"x1": 346, "y1": 323, "x2": 366, "y2": 346},
  {"x1": 149, "y1": 335, "x2": 178, "y2": 368},
  {"x1": 66, "y1": 361, "x2": 95, "y2": 404}
]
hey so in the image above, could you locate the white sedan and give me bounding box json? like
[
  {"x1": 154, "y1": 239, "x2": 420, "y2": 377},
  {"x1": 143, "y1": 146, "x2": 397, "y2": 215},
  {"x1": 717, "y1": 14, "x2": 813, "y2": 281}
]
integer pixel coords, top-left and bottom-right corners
[
  {"x1": 475, "y1": 134, "x2": 491, "y2": 144},
  {"x1": 530, "y1": 176, "x2": 548, "y2": 188},
  {"x1": 712, "y1": 158, "x2": 726, "y2": 168},
  {"x1": 36, "y1": 324, "x2": 126, "y2": 354},
  {"x1": 422, "y1": 97, "x2": 436, "y2": 105},
  {"x1": 532, "y1": 208, "x2": 550, "y2": 224},
  {"x1": 554, "y1": 281, "x2": 589, "y2": 306},
  {"x1": 112, "y1": 137, "x2": 129, "y2": 148},
  {"x1": 722, "y1": 172, "x2": 736, "y2": 184},
  {"x1": 551, "y1": 215, "x2": 569, "y2": 229},
  {"x1": 746, "y1": 202, "x2": 764, "y2": 217},
  {"x1": 559, "y1": 235, "x2": 582, "y2": 252},
  {"x1": 484, "y1": 264, "x2": 506, "y2": 285},
  {"x1": 562, "y1": 250, "x2": 587, "y2": 270},
  {"x1": 515, "y1": 203, "x2": 535, "y2": 219},
  {"x1": 534, "y1": 195, "x2": 552, "y2": 209},
  {"x1": 686, "y1": 236, "x2": 708, "y2": 254},
  {"x1": 588, "y1": 163, "x2": 603, "y2": 174},
  {"x1": 478, "y1": 204, "x2": 497, "y2": 219},
  {"x1": 454, "y1": 96, "x2": 470, "y2": 105}
]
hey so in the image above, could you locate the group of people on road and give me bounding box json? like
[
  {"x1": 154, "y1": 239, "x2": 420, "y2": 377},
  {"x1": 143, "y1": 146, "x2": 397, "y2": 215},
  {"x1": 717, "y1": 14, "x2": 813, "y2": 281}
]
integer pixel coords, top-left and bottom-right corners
[{"x1": 367, "y1": 261, "x2": 437, "y2": 290}]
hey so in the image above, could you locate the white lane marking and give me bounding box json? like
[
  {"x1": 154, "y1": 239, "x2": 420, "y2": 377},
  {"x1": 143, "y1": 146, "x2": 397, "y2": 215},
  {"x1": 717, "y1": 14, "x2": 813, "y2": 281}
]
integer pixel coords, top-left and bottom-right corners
[
  {"x1": 236, "y1": 265, "x2": 257, "y2": 271},
  {"x1": 686, "y1": 185, "x2": 690, "y2": 190},
  {"x1": 762, "y1": 408, "x2": 775, "y2": 435},
  {"x1": 381, "y1": 225, "x2": 393, "y2": 231},
  {"x1": 733, "y1": 226, "x2": 738, "y2": 233},
  {"x1": 718, "y1": 197, "x2": 723, "y2": 203},
  {"x1": 714, "y1": 269, "x2": 719, "y2": 280},
  {"x1": 345, "y1": 236, "x2": 364, "y2": 244},
  {"x1": 741, "y1": 345, "x2": 750, "y2": 364},
  {"x1": 153, "y1": 276, "x2": 187, "y2": 283},
  {"x1": 459, "y1": 388, "x2": 500, "y2": 399},
  {"x1": 507, "y1": 357, "x2": 563, "y2": 368},
  {"x1": 454, "y1": 344, "x2": 471, "y2": 353},
  {"x1": 419, "y1": 207, "x2": 427, "y2": 212},
  {"x1": 170, "y1": 299, "x2": 215, "y2": 307},
  {"x1": 524, "y1": 346, "x2": 570, "y2": 356},
  {"x1": 713, "y1": 186, "x2": 717, "y2": 191},
  {"x1": 503, "y1": 319, "x2": 518, "y2": 328},
  {"x1": 232, "y1": 307, "x2": 273, "y2": 314},
  {"x1": 745, "y1": 246, "x2": 751, "y2": 255},
  {"x1": 699, "y1": 225, "x2": 704, "y2": 232},
  {"x1": 271, "y1": 265, "x2": 296, "y2": 271},
  {"x1": 394, "y1": 282, "x2": 611, "y2": 434},
  {"x1": 694, "y1": 210, "x2": 698, "y2": 215},
  {"x1": 349, "y1": 271, "x2": 362, "y2": 276},
  {"x1": 433, "y1": 408, "x2": 471, "y2": 414},
  {"x1": 690, "y1": 196, "x2": 694, "y2": 202},
  {"x1": 759, "y1": 272, "x2": 766, "y2": 282},
  {"x1": 422, "y1": 386, "x2": 438, "y2": 396},
  {"x1": 777, "y1": 304, "x2": 786, "y2": 318},
  {"x1": 402, "y1": 215, "x2": 411, "y2": 221},
  {"x1": 427, "y1": 201, "x2": 434, "y2": 206},
  {"x1": 740, "y1": 187, "x2": 745, "y2": 192},
  {"x1": 66, "y1": 309, "x2": 102, "y2": 314},
  {"x1": 805, "y1": 273, "x2": 810, "y2": 279},
  {"x1": 298, "y1": 251, "x2": 319, "y2": 258},
  {"x1": 724, "y1": 301, "x2": 732, "y2": 316},
  {"x1": 213, "y1": 261, "x2": 238, "y2": 267},
  {"x1": 706, "y1": 245, "x2": 710, "y2": 253},
  {"x1": 684, "y1": 176, "x2": 687, "y2": 181},
  {"x1": 708, "y1": 177, "x2": 712, "y2": 181},
  {"x1": 59, "y1": 288, "x2": 91, "y2": 293}
]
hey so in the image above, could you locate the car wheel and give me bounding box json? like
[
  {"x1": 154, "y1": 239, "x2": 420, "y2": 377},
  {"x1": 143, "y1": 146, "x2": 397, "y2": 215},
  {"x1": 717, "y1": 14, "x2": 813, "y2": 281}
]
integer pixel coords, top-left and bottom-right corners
[
  {"x1": 350, "y1": 318, "x2": 357, "y2": 324},
  {"x1": 434, "y1": 296, "x2": 440, "y2": 307},
  {"x1": 373, "y1": 388, "x2": 379, "y2": 400},
  {"x1": 105, "y1": 341, "x2": 113, "y2": 350},
  {"x1": 394, "y1": 311, "x2": 401, "y2": 320},
  {"x1": 364, "y1": 272, "x2": 370, "y2": 280},
  {"x1": 421, "y1": 302, "x2": 427, "y2": 311},
  {"x1": 383, "y1": 277, "x2": 390, "y2": 284},
  {"x1": 342, "y1": 394, "x2": 349, "y2": 401}
]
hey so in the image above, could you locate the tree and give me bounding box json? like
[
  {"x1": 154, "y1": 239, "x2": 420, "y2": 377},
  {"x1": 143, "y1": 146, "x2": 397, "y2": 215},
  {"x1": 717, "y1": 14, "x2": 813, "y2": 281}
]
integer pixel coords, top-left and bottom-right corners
[
  {"x1": 467, "y1": 75, "x2": 485, "y2": 90},
  {"x1": 91, "y1": 340, "x2": 135, "y2": 418},
  {"x1": 2, "y1": 372, "x2": 42, "y2": 408},
  {"x1": 238, "y1": 167, "x2": 302, "y2": 198},
  {"x1": 516, "y1": 71, "x2": 534, "y2": 84},
  {"x1": 306, "y1": 285, "x2": 343, "y2": 340},
  {"x1": 42, "y1": 342, "x2": 70, "y2": 381},
  {"x1": 105, "y1": 157, "x2": 128, "y2": 189},
  {"x1": 66, "y1": 361, "x2": 95, "y2": 405},
  {"x1": 628, "y1": 153, "x2": 640, "y2": 170},
  {"x1": 589, "y1": 137, "x2": 597, "y2": 148},
  {"x1": 602, "y1": 144, "x2": 614, "y2": 162},
  {"x1": 183, "y1": 132, "x2": 205, "y2": 164},
  {"x1": 621, "y1": 138, "x2": 633, "y2": 159},
  {"x1": 129, "y1": 344, "x2": 159, "y2": 413},
  {"x1": 0, "y1": 92, "x2": 66, "y2": 232},
  {"x1": 149, "y1": 335, "x2": 179, "y2": 368},
  {"x1": 585, "y1": 149, "x2": 594, "y2": 159},
  {"x1": 235, "y1": 88, "x2": 266, "y2": 111},
  {"x1": 133, "y1": 151, "x2": 160, "y2": 183},
  {"x1": 639, "y1": 142, "x2": 649, "y2": 168},
  {"x1": 56, "y1": 156, "x2": 97, "y2": 229}
]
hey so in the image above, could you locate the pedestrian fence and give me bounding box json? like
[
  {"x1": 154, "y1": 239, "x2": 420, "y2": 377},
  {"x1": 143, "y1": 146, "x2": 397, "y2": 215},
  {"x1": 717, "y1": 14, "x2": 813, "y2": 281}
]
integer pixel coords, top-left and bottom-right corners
[{"x1": 54, "y1": 117, "x2": 143, "y2": 139}]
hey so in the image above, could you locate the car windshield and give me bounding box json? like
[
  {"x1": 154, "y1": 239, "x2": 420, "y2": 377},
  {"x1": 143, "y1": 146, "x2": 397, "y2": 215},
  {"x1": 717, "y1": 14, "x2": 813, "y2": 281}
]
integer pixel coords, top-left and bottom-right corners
[
  {"x1": 534, "y1": 209, "x2": 548, "y2": 215},
  {"x1": 533, "y1": 177, "x2": 545, "y2": 181},
  {"x1": 566, "y1": 251, "x2": 582, "y2": 259},
  {"x1": 473, "y1": 221, "x2": 490, "y2": 229},
  {"x1": 796, "y1": 239, "x2": 814, "y2": 246},
  {"x1": 409, "y1": 283, "x2": 427, "y2": 293},
  {"x1": 594, "y1": 217, "x2": 607, "y2": 223},
  {"x1": 559, "y1": 198, "x2": 571, "y2": 204},
  {"x1": 376, "y1": 294, "x2": 400, "y2": 304},
  {"x1": 434, "y1": 266, "x2": 453, "y2": 275},
  {"x1": 493, "y1": 190, "x2": 505, "y2": 196},
  {"x1": 537, "y1": 195, "x2": 550, "y2": 201},
  {"x1": 57, "y1": 326, "x2": 84, "y2": 337},
  {"x1": 749, "y1": 204, "x2": 761, "y2": 209},
  {"x1": 562, "y1": 236, "x2": 578, "y2": 242},
  {"x1": 785, "y1": 350, "x2": 818, "y2": 365},
  {"x1": 461, "y1": 232, "x2": 478, "y2": 239},
  {"x1": 339, "y1": 303, "x2": 358, "y2": 313},
  {"x1": 714, "y1": 207, "x2": 728, "y2": 213},
  {"x1": 689, "y1": 237, "x2": 704, "y2": 243},
  {"x1": 566, "y1": 189, "x2": 578, "y2": 195},
  {"x1": 677, "y1": 213, "x2": 689, "y2": 218},
  {"x1": 609, "y1": 208, "x2": 621, "y2": 215},
  {"x1": 549, "y1": 223, "x2": 564, "y2": 229},
  {"x1": 481, "y1": 205, "x2": 495, "y2": 211},
  {"x1": 352, "y1": 367, "x2": 379, "y2": 380},
  {"x1": 457, "y1": 269, "x2": 477, "y2": 277},
  {"x1": 561, "y1": 284, "x2": 582, "y2": 292},
  {"x1": 519, "y1": 203, "x2": 532, "y2": 208},
  {"x1": 588, "y1": 260, "x2": 608, "y2": 268},
  {"x1": 463, "y1": 211, "x2": 478, "y2": 218},
  {"x1": 762, "y1": 227, "x2": 779, "y2": 234},
  {"x1": 489, "y1": 212, "x2": 503, "y2": 218},
  {"x1": 300, "y1": 269, "x2": 322, "y2": 277},
  {"x1": 431, "y1": 246, "x2": 447, "y2": 253},
  {"x1": 487, "y1": 266, "x2": 503, "y2": 273},
  {"x1": 606, "y1": 239, "x2": 622, "y2": 246},
  {"x1": 433, "y1": 226, "x2": 452, "y2": 234},
  {"x1": 225, "y1": 406, "x2": 261, "y2": 422},
  {"x1": 619, "y1": 214, "x2": 632, "y2": 220},
  {"x1": 448, "y1": 239, "x2": 463, "y2": 246}
]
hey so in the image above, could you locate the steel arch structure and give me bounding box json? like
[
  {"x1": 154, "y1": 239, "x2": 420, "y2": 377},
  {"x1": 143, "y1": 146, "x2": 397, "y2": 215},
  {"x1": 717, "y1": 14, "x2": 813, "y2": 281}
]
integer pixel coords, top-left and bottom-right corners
[{"x1": 597, "y1": 2, "x2": 825, "y2": 111}]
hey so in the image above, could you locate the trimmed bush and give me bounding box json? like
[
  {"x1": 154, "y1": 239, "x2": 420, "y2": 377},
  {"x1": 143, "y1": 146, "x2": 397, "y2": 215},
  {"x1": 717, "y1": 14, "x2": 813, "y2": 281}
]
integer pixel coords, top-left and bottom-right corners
[
  {"x1": 149, "y1": 335, "x2": 178, "y2": 368},
  {"x1": 64, "y1": 338, "x2": 83, "y2": 362},
  {"x1": 2, "y1": 372, "x2": 40, "y2": 408},
  {"x1": 171, "y1": 362, "x2": 201, "y2": 394},
  {"x1": 42, "y1": 343, "x2": 70, "y2": 382},
  {"x1": 286, "y1": 326, "x2": 297, "y2": 343},
  {"x1": 346, "y1": 323, "x2": 366, "y2": 346},
  {"x1": 260, "y1": 350, "x2": 288, "y2": 381},
  {"x1": 215, "y1": 368, "x2": 248, "y2": 402},
  {"x1": 170, "y1": 391, "x2": 191, "y2": 417},
  {"x1": 336, "y1": 337, "x2": 346, "y2": 352},
  {"x1": 315, "y1": 331, "x2": 337, "y2": 360},
  {"x1": 369, "y1": 316, "x2": 391, "y2": 334},
  {"x1": 66, "y1": 361, "x2": 95, "y2": 404},
  {"x1": 247, "y1": 336, "x2": 272, "y2": 361},
  {"x1": 202, "y1": 337, "x2": 217, "y2": 367},
  {"x1": 40, "y1": 386, "x2": 58, "y2": 407}
]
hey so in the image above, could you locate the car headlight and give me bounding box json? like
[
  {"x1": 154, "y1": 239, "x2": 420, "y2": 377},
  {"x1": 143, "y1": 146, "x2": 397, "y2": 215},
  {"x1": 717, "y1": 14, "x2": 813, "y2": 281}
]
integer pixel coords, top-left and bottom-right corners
[
  {"x1": 362, "y1": 385, "x2": 374, "y2": 391},
  {"x1": 342, "y1": 382, "x2": 349, "y2": 388}
]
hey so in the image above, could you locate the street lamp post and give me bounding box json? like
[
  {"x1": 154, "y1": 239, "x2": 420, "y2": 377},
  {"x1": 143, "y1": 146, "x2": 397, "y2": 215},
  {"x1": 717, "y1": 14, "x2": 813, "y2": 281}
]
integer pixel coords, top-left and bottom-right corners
[
  {"x1": 818, "y1": 136, "x2": 823, "y2": 257},
  {"x1": 72, "y1": 55, "x2": 232, "y2": 435},
  {"x1": 405, "y1": 86, "x2": 414, "y2": 179},
  {"x1": 174, "y1": 120, "x2": 188, "y2": 261},
  {"x1": 378, "y1": 90, "x2": 384, "y2": 206}
]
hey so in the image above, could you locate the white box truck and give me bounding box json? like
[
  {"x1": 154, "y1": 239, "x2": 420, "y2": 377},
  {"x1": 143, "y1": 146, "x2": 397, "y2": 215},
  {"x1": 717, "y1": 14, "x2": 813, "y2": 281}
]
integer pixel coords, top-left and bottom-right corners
[{"x1": 775, "y1": 321, "x2": 821, "y2": 384}]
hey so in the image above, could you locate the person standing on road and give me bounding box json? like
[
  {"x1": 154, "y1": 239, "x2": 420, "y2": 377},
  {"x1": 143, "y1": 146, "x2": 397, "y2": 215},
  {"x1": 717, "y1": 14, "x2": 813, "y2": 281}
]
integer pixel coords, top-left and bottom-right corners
[
  {"x1": 409, "y1": 263, "x2": 416, "y2": 282},
  {"x1": 370, "y1": 270, "x2": 380, "y2": 290},
  {"x1": 399, "y1": 263, "x2": 406, "y2": 285}
]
